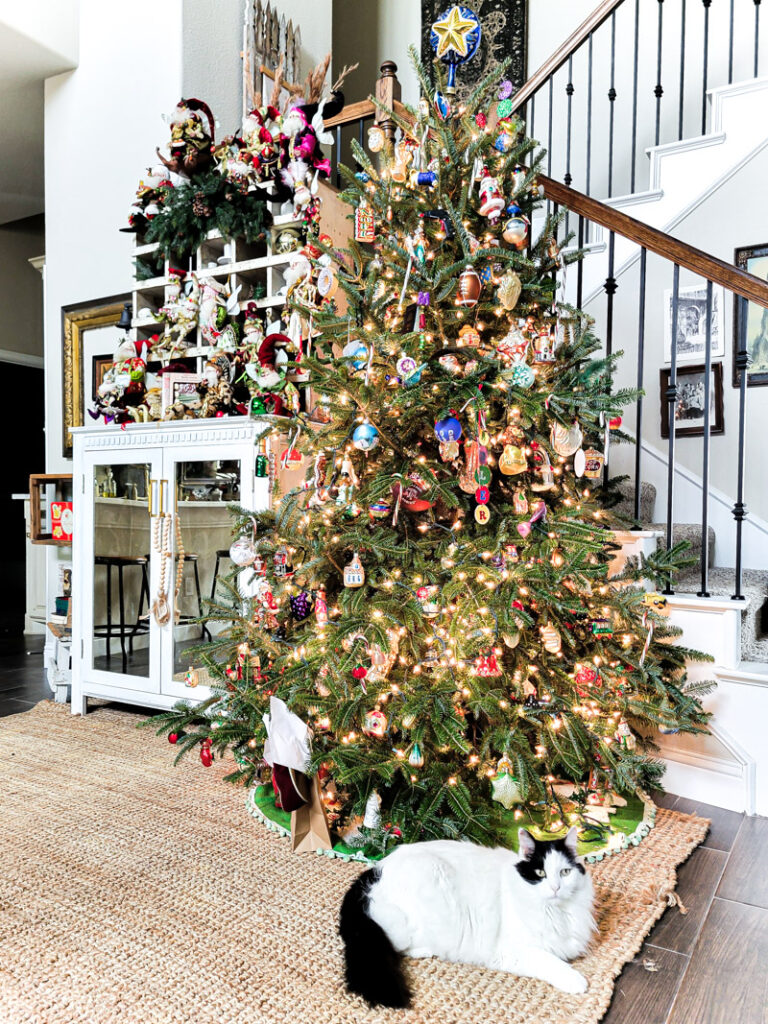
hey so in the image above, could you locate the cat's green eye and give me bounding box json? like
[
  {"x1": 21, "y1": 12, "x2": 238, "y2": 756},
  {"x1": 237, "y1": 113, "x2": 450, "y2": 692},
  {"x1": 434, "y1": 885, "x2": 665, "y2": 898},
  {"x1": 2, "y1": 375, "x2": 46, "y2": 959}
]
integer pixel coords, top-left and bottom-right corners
[
  {"x1": 535, "y1": 868, "x2": 546, "y2": 877},
  {"x1": 561, "y1": 868, "x2": 572, "y2": 877}
]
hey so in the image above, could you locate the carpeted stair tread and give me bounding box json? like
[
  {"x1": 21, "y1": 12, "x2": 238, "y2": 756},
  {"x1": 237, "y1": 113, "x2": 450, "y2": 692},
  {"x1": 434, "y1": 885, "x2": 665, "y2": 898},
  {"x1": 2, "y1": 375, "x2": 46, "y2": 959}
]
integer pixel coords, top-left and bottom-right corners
[{"x1": 674, "y1": 566, "x2": 768, "y2": 663}]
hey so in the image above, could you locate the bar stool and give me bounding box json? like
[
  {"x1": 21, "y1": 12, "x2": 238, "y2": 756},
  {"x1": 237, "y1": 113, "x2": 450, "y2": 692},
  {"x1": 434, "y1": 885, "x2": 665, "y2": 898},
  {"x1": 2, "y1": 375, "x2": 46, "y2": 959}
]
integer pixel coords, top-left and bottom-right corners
[
  {"x1": 94, "y1": 555, "x2": 150, "y2": 673},
  {"x1": 176, "y1": 554, "x2": 212, "y2": 641},
  {"x1": 210, "y1": 549, "x2": 231, "y2": 602}
]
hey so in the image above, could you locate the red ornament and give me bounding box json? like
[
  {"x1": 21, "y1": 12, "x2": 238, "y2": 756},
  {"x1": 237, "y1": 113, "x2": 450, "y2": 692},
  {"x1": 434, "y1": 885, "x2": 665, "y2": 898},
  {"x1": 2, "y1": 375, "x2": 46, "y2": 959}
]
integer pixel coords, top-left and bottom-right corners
[
  {"x1": 200, "y1": 747, "x2": 213, "y2": 767},
  {"x1": 475, "y1": 112, "x2": 487, "y2": 128},
  {"x1": 352, "y1": 666, "x2": 368, "y2": 680},
  {"x1": 168, "y1": 732, "x2": 179, "y2": 745}
]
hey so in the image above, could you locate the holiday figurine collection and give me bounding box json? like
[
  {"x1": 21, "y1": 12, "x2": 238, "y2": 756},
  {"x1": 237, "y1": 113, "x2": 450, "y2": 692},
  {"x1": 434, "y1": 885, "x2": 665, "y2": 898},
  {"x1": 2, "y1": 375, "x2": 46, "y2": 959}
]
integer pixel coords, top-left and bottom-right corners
[{"x1": 148, "y1": 9, "x2": 711, "y2": 858}]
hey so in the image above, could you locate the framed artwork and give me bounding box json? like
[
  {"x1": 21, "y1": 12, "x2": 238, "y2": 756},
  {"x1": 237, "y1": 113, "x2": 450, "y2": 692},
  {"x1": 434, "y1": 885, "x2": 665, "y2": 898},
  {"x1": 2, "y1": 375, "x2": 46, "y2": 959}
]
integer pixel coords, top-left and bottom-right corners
[
  {"x1": 733, "y1": 244, "x2": 768, "y2": 386},
  {"x1": 161, "y1": 372, "x2": 202, "y2": 416},
  {"x1": 659, "y1": 363, "x2": 724, "y2": 439},
  {"x1": 92, "y1": 356, "x2": 114, "y2": 401},
  {"x1": 663, "y1": 284, "x2": 725, "y2": 364},
  {"x1": 62, "y1": 295, "x2": 130, "y2": 457}
]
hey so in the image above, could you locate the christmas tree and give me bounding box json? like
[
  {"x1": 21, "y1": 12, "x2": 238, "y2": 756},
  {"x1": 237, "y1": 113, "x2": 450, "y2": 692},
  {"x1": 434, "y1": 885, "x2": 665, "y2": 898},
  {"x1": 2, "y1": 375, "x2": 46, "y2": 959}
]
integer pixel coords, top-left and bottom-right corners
[{"x1": 148, "y1": 43, "x2": 712, "y2": 851}]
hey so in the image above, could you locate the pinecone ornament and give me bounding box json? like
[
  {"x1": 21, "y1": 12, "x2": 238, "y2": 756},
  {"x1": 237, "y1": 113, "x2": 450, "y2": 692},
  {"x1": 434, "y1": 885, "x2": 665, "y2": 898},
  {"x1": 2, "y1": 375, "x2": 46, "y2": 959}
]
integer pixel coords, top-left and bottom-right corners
[{"x1": 192, "y1": 190, "x2": 212, "y2": 217}]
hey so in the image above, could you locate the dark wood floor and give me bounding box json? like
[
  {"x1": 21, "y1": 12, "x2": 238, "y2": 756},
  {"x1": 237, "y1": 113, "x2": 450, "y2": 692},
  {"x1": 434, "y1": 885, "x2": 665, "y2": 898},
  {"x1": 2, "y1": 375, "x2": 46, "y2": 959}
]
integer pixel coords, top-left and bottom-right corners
[{"x1": 2, "y1": 642, "x2": 767, "y2": 1023}]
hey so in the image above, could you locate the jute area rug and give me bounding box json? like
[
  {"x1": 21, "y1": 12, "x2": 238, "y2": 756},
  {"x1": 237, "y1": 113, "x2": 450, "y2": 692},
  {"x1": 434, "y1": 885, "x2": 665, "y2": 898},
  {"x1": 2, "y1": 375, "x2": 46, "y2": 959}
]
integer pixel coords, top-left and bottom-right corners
[{"x1": 0, "y1": 702, "x2": 709, "y2": 1024}]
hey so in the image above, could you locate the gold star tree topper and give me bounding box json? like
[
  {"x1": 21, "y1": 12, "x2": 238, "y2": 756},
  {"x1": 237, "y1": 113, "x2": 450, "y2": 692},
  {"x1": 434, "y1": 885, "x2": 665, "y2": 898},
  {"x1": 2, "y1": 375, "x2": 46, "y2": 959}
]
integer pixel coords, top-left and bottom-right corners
[{"x1": 432, "y1": 5, "x2": 477, "y2": 59}]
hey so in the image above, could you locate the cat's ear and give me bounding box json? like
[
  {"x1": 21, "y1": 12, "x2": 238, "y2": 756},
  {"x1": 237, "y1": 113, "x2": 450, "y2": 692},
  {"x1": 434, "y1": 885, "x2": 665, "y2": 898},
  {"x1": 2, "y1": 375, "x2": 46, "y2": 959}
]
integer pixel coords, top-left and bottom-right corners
[
  {"x1": 563, "y1": 825, "x2": 579, "y2": 856},
  {"x1": 518, "y1": 827, "x2": 536, "y2": 860}
]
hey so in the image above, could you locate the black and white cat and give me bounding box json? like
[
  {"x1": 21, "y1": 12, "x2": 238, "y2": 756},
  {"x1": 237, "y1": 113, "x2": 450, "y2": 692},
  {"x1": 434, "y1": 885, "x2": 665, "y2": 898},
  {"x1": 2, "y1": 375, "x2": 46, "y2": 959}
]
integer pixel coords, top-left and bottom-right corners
[{"x1": 339, "y1": 826, "x2": 595, "y2": 1009}]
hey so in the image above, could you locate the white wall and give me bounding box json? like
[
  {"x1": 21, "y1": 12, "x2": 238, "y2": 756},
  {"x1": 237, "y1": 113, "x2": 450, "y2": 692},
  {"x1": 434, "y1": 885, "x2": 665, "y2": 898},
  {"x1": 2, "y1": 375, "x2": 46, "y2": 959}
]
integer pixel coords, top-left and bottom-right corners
[
  {"x1": 43, "y1": 0, "x2": 183, "y2": 474},
  {"x1": 0, "y1": 215, "x2": 44, "y2": 361},
  {"x1": 183, "y1": 0, "x2": 243, "y2": 136},
  {"x1": 332, "y1": 0, "x2": 420, "y2": 109}
]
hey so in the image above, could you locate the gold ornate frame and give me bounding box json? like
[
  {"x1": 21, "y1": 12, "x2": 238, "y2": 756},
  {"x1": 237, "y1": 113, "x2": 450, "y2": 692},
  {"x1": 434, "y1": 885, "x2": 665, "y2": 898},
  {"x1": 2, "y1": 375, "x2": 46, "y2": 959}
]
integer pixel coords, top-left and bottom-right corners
[{"x1": 62, "y1": 299, "x2": 128, "y2": 457}]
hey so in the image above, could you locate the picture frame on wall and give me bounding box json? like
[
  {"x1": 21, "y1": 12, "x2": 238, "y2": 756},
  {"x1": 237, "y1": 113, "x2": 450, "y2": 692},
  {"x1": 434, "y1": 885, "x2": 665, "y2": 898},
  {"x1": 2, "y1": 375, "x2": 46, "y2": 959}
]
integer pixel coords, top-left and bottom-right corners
[
  {"x1": 663, "y1": 283, "x2": 725, "y2": 364},
  {"x1": 733, "y1": 244, "x2": 768, "y2": 387},
  {"x1": 659, "y1": 363, "x2": 724, "y2": 439},
  {"x1": 91, "y1": 356, "x2": 114, "y2": 403},
  {"x1": 160, "y1": 372, "x2": 202, "y2": 417}
]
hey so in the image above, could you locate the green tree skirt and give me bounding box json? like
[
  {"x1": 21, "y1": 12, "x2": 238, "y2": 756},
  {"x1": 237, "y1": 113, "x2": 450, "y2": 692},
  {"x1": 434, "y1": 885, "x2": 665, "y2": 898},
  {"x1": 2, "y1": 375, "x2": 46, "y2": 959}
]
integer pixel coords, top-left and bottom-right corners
[{"x1": 245, "y1": 785, "x2": 656, "y2": 864}]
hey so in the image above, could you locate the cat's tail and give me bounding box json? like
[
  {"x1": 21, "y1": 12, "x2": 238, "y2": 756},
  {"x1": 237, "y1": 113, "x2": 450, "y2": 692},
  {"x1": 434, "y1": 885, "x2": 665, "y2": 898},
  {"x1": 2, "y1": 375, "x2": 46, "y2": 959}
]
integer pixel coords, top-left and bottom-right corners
[{"x1": 339, "y1": 868, "x2": 412, "y2": 1009}]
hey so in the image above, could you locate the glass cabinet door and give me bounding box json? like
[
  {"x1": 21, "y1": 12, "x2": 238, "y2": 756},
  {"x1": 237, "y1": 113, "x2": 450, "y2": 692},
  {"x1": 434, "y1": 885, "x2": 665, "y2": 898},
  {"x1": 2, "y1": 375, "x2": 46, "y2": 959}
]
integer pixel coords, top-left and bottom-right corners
[
  {"x1": 161, "y1": 446, "x2": 259, "y2": 700},
  {"x1": 84, "y1": 451, "x2": 162, "y2": 691}
]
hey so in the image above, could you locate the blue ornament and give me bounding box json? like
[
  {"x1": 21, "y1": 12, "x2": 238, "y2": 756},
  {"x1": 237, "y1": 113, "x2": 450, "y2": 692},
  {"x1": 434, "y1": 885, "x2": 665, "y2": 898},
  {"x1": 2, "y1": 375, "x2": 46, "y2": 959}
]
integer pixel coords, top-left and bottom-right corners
[
  {"x1": 434, "y1": 90, "x2": 451, "y2": 120},
  {"x1": 343, "y1": 340, "x2": 368, "y2": 370},
  {"x1": 430, "y1": 5, "x2": 482, "y2": 94},
  {"x1": 352, "y1": 422, "x2": 380, "y2": 451},
  {"x1": 435, "y1": 414, "x2": 463, "y2": 442},
  {"x1": 510, "y1": 361, "x2": 535, "y2": 390}
]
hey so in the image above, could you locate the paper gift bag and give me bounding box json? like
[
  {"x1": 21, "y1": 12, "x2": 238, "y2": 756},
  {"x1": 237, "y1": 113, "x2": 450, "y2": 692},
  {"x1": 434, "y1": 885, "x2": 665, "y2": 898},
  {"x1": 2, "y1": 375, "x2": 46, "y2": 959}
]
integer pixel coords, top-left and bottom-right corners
[{"x1": 291, "y1": 776, "x2": 333, "y2": 853}]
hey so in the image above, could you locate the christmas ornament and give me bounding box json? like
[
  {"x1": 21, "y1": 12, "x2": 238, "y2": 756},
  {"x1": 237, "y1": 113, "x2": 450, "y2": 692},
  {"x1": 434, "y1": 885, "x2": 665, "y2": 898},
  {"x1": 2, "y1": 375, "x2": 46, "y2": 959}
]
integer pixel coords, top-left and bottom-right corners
[
  {"x1": 499, "y1": 444, "x2": 527, "y2": 475},
  {"x1": 497, "y1": 271, "x2": 522, "y2": 311},
  {"x1": 502, "y1": 206, "x2": 530, "y2": 248},
  {"x1": 255, "y1": 452, "x2": 269, "y2": 477},
  {"x1": 342, "y1": 339, "x2": 368, "y2": 370},
  {"x1": 573, "y1": 448, "x2": 587, "y2": 477},
  {"x1": 517, "y1": 499, "x2": 546, "y2": 538},
  {"x1": 317, "y1": 266, "x2": 338, "y2": 300},
  {"x1": 551, "y1": 421, "x2": 583, "y2": 457},
  {"x1": 474, "y1": 504, "x2": 491, "y2": 524},
  {"x1": 439, "y1": 440, "x2": 460, "y2": 461},
  {"x1": 609, "y1": 415, "x2": 623, "y2": 430},
  {"x1": 583, "y1": 448, "x2": 605, "y2": 480},
  {"x1": 477, "y1": 171, "x2": 505, "y2": 219},
  {"x1": 315, "y1": 586, "x2": 328, "y2": 626},
  {"x1": 475, "y1": 485, "x2": 490, "y2": 504},
  {"x1": 591, "y1": 616, "x2": 613, "y2": 637},
  {"x1": 491, "y1": 755, "x2": 523, "y2": 809},
  {"x1": 354, "y1": 201, "x2": 376, "y2": 243},
  {"x1": 473, "y1": 652, "x2": 502, "y2": 677},
  {"x1": 540, "y1": 623, "x2": 562, "y2": 654},
  {"x1": 416, "y1": 585, "x2": 440, "y2": 618},
  {"x1": 396, "y1": 355, "x2": 423, "y2": 385},
  {"x1": 363, "y1": 709, "x2": 387, "y2": 738},
  {"x1": 273, "y1": 546, "x2": 292, "y2": 578},
  {"x1": 200, "y1": 739, "x2": 213, "y2": 768},
  {"x1": 531, "y1": 449, "x2": 555, "y2": 491},
  {"x1": 343, "y1": 552, "x2": 365, "y2": 588},
  {"x1": 510, "y1": 357, "x2": 535, "y2": 389},
  {"x1": 429, "y1": 4, "x2": 482, "y2": 94},
  {"x1": 391, "y1": 472, "x2": 433, "y2": 512},
  {"x1": 168, "y1": 732, "x2": 179, "y2": 744},
  {"x1": 513, "y1": 490, "x2": 529, "y2": 514},
  {"x1": 456, "y1": 266, "x2": 482, "y2": 307},
  {"x1": 475, "y1": 464, "x2": 492, "y2": 485},
  {"x1": 616, "y1": 719, "x2": 636, "y2": 750},
  {"x1": 367, "y1": 125, "x2": 385, "y2": 152},
  {"x1": 643, "y1": 592, "x2": 670, "y2": 615},
  {"x1": 368, "y1": 500, "x2": 391, "y2": 520},
  {"x1": 408, "y1": 743, "x2": 425, "y2": 768},
  {"x1": 229, "y1": 535, "x2": 257, "y2": 566},
  {"x1": 533, "y1": 327, "x2": 557, "y2": 363},
  {"x1": 459, "y1": 440, "x2": 480, "y2": 493},
  {"x1": 574, "y1": 663, "x2": 598, "y2": 687},
  {"x1": 494, "y1": 118, "x2": 518, "y2": 154},
  {"x1": 290, "y1": 589, "x2": 313, "y2": 621},
  {"x1": 435, "y1": 413, "x2": 463, "y2": 442},
  {"x1": 184, "y1": 666, "x2": 199, "y2": 688},
  {"x1": 458, "y1": 323, "x2": 481, "y2": 347},
  {"x1": 352, "y1": 421, "x2": 380, "y2": 451}
]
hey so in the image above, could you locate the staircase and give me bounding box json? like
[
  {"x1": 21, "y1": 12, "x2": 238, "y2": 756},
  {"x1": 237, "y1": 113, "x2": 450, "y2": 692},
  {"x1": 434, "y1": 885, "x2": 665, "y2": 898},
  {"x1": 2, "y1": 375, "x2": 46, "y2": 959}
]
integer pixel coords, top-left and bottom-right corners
[{"x1": 320, "y1": 10, "x2": 768, "y2": 817}]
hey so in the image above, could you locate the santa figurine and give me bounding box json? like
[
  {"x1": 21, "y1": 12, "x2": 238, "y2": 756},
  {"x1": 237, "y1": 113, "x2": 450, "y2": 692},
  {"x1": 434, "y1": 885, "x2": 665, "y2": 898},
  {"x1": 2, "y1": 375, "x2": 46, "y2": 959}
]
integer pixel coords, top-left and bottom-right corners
[{"x1": 478, "y1": 169, "x2": 506, "y2": 220}]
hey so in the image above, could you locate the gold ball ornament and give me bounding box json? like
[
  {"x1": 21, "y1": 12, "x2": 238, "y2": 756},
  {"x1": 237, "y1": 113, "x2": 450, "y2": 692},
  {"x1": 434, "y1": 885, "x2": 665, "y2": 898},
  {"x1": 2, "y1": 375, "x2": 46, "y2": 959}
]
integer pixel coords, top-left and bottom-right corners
[{"x1": 497, "y1": 270, "x2": 522, "y2": 311}]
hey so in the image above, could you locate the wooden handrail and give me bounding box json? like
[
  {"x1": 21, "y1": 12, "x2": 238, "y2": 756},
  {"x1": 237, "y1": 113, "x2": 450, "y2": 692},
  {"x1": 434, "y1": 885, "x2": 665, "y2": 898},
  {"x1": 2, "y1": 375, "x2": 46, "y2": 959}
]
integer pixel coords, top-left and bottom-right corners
[
  {"x1": 323, "y1": 99, "x2": 376, "y2": 129},
  {"x1": 511, "y1": 0, "x2": 626, "y2": 114},
  {"x1": 540, "y1": 174, "x2": 768, "y2": 308}
]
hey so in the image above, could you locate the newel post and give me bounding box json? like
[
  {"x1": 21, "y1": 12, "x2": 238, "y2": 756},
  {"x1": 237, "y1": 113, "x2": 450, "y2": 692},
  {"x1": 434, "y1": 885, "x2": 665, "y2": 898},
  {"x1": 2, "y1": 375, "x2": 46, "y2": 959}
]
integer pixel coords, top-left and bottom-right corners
[{"x1": 374, "y1": 61, "x2": 401, "y2": 145}]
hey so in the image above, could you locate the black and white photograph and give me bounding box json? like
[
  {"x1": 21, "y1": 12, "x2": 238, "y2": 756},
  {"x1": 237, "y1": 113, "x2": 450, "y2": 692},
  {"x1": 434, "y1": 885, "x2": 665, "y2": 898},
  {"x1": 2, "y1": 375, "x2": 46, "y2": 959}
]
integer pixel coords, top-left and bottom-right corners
[
  {"x1": 659, "y1": 362, "x2": 725, "y2": 438},
  {"x1": 663, "y1": 283, "x2": 725, "y2": 363},
  {"x1": 734, "y1": 244, "x2": 768, "y2": 386}
]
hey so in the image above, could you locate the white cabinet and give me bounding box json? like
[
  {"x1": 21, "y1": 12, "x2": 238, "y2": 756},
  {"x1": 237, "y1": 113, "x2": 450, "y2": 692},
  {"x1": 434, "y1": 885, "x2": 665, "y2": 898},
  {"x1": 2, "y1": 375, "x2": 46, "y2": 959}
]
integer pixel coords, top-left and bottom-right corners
[{"x1": 71, "y1": 419, "x2": 272, "y2": 714}]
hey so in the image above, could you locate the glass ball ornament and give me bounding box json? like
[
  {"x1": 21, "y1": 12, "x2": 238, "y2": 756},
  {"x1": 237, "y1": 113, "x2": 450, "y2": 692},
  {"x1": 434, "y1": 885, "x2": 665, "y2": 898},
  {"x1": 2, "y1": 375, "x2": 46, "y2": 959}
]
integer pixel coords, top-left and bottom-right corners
[
  {"x1": 502, "y1": 206, "x2": 530, "y2": 248},
  {"x1": 352, "y1": 422, "x2": 380, "y2": 451},
  {"x1": 434, "y1": 414, "x2": 463, "y2": 442},
  {"x1": 229, "y1": 535, "x2": 257, "y2": 566},
  {"x1": 510, "y1": 360, "x2": 535, "y2": 389},
  {"x1": 342, "y1": 340, "x2": 368, "y2": 370}
]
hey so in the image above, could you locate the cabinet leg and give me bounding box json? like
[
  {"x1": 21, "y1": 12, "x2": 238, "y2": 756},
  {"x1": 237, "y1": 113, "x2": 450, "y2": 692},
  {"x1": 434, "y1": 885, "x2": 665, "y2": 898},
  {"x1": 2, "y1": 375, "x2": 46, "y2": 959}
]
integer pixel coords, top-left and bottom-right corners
[{"x1": 71, "y1": 692, "x2": 88, "y2": 716}]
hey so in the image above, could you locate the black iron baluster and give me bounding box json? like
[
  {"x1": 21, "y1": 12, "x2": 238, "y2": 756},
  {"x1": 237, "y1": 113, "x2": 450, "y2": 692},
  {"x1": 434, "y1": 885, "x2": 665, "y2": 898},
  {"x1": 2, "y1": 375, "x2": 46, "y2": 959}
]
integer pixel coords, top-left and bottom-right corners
[
  {"x1": 530, "y1": 95, "x2": 535, "y2": 140},
  {"x1": 565, "y1": 56, "x2": 574, "y2": 188},
  {"x1": 755, "y1": 0, "x2": 762, "y2": 78},
  {"x1": 547, "y1": 76, "x2": 554, "y2": 219},
  {"x1": 698, "y1": 280, "x2": 714, "y2": 596},
  {"x1": 586, "y1": 32, "x2": 594, "y2": 196},
  {"x1": 663, "y1": 263, "x2": 680, "y2": 593},
  {"x1": 608, "y1": 13, "x2": 617, "y2": 198},
  {"x1": 679, "y1": 0, "x2": 687, "y2": 140},
  {"x1": 335, "y1": 125, "x2": 342, "y2": 189},
  {"x1": 728, "y1": 0, "x2": 735, "y2": 84},
  {"x1": 604, "y1": 232, "x2": 616, "y2": 358},
  {"x1": 633, "y1": 248, "x2": 647, "y2": 528},
  {"x1": 631, "y1": 0, "x2": 640, "y2": 192},
  {"x1": 577, "y1": 216, "x2": 585, "y2": 310},
  {"x1": 654, "y1": 0, "x2": 665, "y2": 147},
  {"x1": 732, "y1": 296, "x2": 750, "y2": 600},
  {"x1": 702, "y1": 0, "x2": 712, "y2": 134}
]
